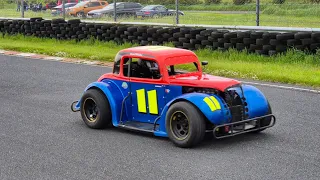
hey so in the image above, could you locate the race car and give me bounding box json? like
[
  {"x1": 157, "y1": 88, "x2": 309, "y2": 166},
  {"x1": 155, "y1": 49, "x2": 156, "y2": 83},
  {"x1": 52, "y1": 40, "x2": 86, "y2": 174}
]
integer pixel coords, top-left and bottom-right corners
[{"x1": 71, "y1": 46, "x2": 276, "y2": 148}]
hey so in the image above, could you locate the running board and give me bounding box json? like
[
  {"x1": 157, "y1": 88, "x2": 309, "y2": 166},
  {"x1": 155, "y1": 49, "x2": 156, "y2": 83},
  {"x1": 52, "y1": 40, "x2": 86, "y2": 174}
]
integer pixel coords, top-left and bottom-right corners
[{"x1": 118, "y1": 121, "x2": 156, "y2": 134}]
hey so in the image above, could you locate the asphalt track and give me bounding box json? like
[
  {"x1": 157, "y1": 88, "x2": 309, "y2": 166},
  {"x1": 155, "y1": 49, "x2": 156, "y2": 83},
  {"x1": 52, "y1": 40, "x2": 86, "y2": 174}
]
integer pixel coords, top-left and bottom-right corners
[{"x1": 0, "y1": 55, "x2": 319, "y2": 180}]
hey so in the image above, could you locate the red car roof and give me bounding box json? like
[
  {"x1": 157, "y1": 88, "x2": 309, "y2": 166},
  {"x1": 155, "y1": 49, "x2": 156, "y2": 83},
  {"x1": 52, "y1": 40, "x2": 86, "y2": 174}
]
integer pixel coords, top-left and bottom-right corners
[{"x1": 119, "y1": 46, "x2": 198, "y2": 65}]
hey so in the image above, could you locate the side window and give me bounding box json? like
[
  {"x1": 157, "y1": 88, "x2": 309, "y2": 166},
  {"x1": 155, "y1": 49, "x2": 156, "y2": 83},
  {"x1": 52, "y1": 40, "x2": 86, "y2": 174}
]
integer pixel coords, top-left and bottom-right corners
[
  {"x1": 123, "y1": 58, "x2": 160, "y2": 79},
  {"x1": 124, "y1": 3, "x2": 130, "y2": 9},
  {"x1": 101, "y1": 2, "x2": 106, "y2": 5},
  {"x1": 167, "y1": 62, "x2": 199, "y2": 76},
  {"x1": 88, "y1": 2, "x2": 100, "y2": 7},
  {"x1": 118, "y1": 4, "x2": 124, "y2": 9},
  {"x1": 158, "y1": 6, "x2": 166, "y2": 12}
]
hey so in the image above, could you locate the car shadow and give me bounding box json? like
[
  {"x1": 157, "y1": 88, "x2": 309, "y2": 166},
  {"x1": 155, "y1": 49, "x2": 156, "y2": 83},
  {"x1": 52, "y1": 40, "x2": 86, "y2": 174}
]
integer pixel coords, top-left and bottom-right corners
[{"x1": 71, "y1": 119, "x2": 275, "y2": 150}]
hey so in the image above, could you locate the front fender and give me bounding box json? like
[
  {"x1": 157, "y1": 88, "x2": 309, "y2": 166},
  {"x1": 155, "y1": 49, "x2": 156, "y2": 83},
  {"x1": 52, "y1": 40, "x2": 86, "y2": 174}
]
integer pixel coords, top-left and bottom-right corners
[
  {"x1": 75, "y1": 81, "x2": 125, "y2": 127},
  {"x1": 154, "y1": 93, "x2": 231, "y2": 137},
  {"x1": 241, "y1": 85, "x2": 270, "y2": 118}
]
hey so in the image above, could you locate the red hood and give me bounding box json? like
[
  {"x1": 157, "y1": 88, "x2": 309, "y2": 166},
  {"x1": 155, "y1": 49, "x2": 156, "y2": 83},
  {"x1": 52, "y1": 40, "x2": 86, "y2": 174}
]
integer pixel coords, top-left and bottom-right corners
[{"x1": 169, "y1": 74, "x2": 240, "y2": 91}]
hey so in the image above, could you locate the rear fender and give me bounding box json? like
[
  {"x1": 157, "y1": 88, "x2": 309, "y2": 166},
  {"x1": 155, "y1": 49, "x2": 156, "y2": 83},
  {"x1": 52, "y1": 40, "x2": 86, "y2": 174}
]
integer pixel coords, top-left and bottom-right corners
[
  {"x1": 75, "y1": 81, "x2": 125, "y2": 127},
  {"x1": 154, "y1": 93, "x2": 231, "y2": 137}
]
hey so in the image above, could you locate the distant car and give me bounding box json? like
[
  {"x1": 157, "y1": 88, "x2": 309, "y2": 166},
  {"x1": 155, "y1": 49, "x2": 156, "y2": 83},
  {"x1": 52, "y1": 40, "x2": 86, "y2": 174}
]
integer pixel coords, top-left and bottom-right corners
[
  {"x1": 87, "y1": 2, "x2": 142, "y2": 18},
  {"x1": 57, "y1": 0, "x2": 79, "y2": 6},
  {"x1": 68, "y1": 0, "x2": 108, "y2": 18},
  {"x1": 44, "y1": 2, "x2": 57, "y2": 10},
  {"x1": 51, "y1": 3, "x2": 77, "y2": 16},
  {"x1": 135, "y1": 5, "x2": 184, "y2": 18}
]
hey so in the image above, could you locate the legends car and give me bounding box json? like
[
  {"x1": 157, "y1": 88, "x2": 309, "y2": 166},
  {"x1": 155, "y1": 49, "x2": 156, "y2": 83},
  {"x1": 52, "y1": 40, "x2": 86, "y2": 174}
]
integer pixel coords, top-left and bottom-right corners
[
  {"x1": 71, "y1": 46, "x2": 276, "y2": 148},
  {"x1": 135, "y1": 5, "x2": 184, "y2": 18}
]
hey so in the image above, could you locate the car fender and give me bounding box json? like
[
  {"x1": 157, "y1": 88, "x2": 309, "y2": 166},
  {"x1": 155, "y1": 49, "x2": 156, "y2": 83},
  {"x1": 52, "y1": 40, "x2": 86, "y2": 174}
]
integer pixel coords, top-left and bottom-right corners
[
  {"x1": 75, "y1": 80, "x2": 125, "y2": 127},
  {"x1": 241, "y1": 84, "x2": 270, "y2": 118},
  {"x1": 154, "y1": 93, "x2": 231, "y2": 137}
]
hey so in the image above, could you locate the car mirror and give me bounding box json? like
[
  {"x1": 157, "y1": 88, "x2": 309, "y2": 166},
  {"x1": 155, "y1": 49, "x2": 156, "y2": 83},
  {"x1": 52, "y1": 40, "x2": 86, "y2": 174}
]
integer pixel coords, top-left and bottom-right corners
[{"x1": 201, "y1": 61, "x2": 208, "y2": 66}]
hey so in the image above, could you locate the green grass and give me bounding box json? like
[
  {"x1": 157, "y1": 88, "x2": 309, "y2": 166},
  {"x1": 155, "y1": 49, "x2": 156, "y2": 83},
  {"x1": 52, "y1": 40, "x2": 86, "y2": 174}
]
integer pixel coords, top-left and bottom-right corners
[{"x1": 0, "y1": 34, "x2": 319, "y2": 88}]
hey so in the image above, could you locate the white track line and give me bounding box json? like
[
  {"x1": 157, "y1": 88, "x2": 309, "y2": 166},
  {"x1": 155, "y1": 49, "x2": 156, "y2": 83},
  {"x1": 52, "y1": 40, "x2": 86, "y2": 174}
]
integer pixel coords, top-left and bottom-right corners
[{"x1": 242, "y1": 81, "x2": 320, "y2": 94}]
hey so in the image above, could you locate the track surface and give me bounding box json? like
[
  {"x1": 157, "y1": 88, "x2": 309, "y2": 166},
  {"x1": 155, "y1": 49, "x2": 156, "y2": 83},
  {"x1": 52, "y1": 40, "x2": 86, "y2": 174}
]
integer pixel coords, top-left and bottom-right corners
[{"x1": 0, "y1": 55, "x2": 319, "y2": 180}]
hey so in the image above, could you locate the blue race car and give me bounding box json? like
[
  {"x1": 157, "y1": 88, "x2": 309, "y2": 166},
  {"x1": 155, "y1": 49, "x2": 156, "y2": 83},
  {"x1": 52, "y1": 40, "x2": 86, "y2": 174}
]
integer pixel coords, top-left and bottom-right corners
[{"x1": 71, "y1": 46, "x2": 276, "y2": 148}]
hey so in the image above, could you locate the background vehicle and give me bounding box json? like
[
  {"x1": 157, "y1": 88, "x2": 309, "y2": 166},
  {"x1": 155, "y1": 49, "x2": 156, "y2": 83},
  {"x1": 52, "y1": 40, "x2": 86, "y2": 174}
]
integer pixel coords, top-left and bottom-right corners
[
  {"x1": 51, "y1": 3, "x2": 77, "y2": 16},
  {"x1": 44, "y1": 1, "x2": 57, "y2": 10},
  {"x1": 135, "y1": 5, "x2": 184, "y2": 18},
  {"x1": 57, "y1": 0, "x2": 79, "y2": 6},
  {"x1": 87, "y1": 2, "x2": 142, "y2": 18},
  {"x1": 68, "y1": 0, "x2": 108, "y2": 18},
  {"x1": 71, "y1": 46, "x2": 276, "y2": 148}
]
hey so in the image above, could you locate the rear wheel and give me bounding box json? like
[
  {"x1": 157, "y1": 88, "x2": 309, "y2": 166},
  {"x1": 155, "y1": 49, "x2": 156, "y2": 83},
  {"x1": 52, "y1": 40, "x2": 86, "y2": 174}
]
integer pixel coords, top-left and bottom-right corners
[
  {"x1": 80, "y1": 89, "x2": 112, "y2": 129},
  {"x1": 166, "y1": 101, "x2": 206, "y2": 148}
]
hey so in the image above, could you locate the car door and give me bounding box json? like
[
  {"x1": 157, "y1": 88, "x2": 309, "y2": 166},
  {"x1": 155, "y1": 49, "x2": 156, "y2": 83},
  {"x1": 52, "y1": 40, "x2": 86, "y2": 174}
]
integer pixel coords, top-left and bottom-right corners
[
  {"x1": 117, "y1": 3, "x2": 125, "y2": 14},
  {"x1": 124, "y1": 57, "x2": 165, "y2": 124},
  {"x1": 157, "y1": 6, "x2": 167, "y2": 16}
]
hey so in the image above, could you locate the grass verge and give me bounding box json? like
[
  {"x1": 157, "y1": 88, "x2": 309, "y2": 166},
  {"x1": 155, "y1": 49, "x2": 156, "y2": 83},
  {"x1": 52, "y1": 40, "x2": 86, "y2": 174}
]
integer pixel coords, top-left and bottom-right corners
[{"x1": 0, "y1": 34, "x2": 319, "y2": 88}]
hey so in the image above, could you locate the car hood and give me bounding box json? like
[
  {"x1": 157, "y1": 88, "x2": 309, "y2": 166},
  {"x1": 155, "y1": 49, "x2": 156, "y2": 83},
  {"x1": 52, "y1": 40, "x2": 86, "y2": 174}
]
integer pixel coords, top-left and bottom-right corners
[{"x1": 169, "y1": 74, "x2": 240, "y2": 91}]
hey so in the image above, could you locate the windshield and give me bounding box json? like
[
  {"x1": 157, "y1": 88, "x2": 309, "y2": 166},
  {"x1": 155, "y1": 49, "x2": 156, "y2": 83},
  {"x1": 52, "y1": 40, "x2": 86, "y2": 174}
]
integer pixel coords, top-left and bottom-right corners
[
  {"x1": 72, "y1": 2, "x2": 87, "y2": 8},
  {"x1": 142, "y1": 5, "x2": 157, "y2": 10},
  {"x1": 167, "y1": 62, "x2": 199, "y2": 76}
]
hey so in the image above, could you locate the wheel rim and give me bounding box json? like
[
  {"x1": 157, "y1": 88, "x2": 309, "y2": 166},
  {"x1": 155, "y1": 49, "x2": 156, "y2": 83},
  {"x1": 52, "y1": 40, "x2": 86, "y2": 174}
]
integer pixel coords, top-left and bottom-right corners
[
  {"x1": 170, "y1": 111, "x2": 189, "y2": 140},
  {"x1": 77, "y1": 13, "x2": 82, "y2": 18},
  {"x1": 83, "y1": 98, "x2": 98, "y2": 122}
]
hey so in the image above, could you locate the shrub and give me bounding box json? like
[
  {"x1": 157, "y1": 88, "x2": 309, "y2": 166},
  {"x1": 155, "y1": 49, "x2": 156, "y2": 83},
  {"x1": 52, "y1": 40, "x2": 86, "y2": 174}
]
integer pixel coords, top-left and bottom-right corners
[
  {"x1": 273, "y1": 0, "x2": 285, "y2": 4},
  {"x1": 204, "y1": 0, "x2": 221, "y2": 4},
  {"x1": 233, "y1": 0, "x2": 252, "y2": 5},
  {"x1": 310, "y1": 0, "x2": 320, "y2": 3}
]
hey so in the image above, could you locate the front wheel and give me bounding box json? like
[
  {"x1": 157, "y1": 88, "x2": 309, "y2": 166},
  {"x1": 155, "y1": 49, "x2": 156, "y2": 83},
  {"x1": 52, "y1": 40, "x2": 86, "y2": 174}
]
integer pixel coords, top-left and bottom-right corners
[
  {"x1": 80, "y1": 89, "x2": 112, "y2": 129},
  {"x1": 166, "y1": 101, "x2": 206, "y2": 148},
  {"x1": 76, "y1": 12, "x2": 85, "y2": 18}
]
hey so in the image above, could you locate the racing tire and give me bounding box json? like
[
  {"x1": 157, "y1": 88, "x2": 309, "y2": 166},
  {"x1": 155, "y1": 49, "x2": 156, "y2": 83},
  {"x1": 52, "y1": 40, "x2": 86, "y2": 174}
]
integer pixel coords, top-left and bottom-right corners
[
  {"x1": 166, "y1": 101, "x2": 206, "y2": 148},
  {"x1": 80, "y1": 89, "x2": 112, "y2": 129}
]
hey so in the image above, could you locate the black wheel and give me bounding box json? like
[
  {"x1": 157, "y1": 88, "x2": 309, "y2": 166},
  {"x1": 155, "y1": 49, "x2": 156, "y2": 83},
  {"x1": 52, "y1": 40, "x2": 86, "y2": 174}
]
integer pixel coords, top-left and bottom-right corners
[
  {"x1": 76, "y1": 12, "x2": 85, "y2": 18},
  {"x1": 252, "y1": 102, "x2": 272, "y2": 133},
  {"x1": 80, "y1": 89, "x2": 112, "y2": 129},
  {"x1": 166, "y1": 101, "x2": 206, "y2": 148}
]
